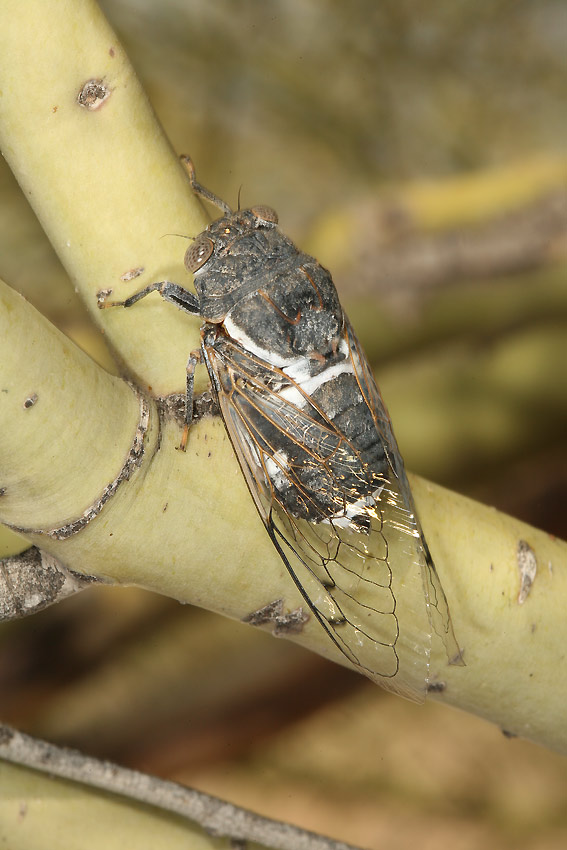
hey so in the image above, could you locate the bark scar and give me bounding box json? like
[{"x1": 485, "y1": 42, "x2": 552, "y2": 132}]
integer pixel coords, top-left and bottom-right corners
[
  {"x1": 517, "y1": 539, "x2": 537, "y2": 604},
  {"x1": 77, "y1": 79, "x2": 111, "y2": 110},
  {"x1": 8, "y1": 390, "x2": 152, "y2": 540},
  {"x1": 243, "y1": 598, "x2": 309, "y2": 636},
  {"x1": 0, "y1": 547, "x2": 101, "y2": 621}
]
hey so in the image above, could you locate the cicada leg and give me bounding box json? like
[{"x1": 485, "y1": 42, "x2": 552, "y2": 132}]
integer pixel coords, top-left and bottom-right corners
[
  {"x1": 179, "y1": 347, "x2": 204, "y2": 451},
  {"x1": 97, "y1": 280, "x2": 201, "y2": 315}
]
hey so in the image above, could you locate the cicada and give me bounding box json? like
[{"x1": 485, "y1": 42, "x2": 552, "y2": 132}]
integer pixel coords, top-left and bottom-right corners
[{"x1": 101, "y1": 157, "x2": 461, "y2": 701}]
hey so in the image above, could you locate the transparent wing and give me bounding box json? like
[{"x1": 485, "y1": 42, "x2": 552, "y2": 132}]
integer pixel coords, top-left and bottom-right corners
[
  {"x1": 204, "y1": 330, "x2": 460, "y2": 701},
  {"x1": 343, "y1": 317, "x2": 463, "y2": 667}
]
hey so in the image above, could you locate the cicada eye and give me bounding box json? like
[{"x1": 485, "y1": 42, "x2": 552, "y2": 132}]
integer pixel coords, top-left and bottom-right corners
[
  {"x1": 250, "y1": 205, "x2": 279, "y2": 225},
  {"x1": 184, "y1": 235, "x2": 214, "y2": 273}
]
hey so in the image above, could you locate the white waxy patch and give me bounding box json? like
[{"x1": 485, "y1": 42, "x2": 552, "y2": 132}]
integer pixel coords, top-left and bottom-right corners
[
  {"x1": 265, "y1": 450, "x2": 290, "y2": 490},
  {"x1": 279, "y1": 360, "x2": 355, "y2": 409},
  {"x1": 282, "y1": 357, "x2": 313, "y2": 382},
  {"x1": 223, "y1": 314, "x2": 296, "y2": 367},
  {"x1": 326, "y1": 485, "x2": 385, "y2": 529}
]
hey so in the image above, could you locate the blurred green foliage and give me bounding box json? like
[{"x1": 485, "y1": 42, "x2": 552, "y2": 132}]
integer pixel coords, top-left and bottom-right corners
[{"x1": 100, "y1": 0, "x2": 567, "y2": 200}]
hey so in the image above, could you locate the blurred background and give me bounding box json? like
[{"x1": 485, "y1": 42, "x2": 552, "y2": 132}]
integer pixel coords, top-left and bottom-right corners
[{"x1": 1, "y1": 1, "x2": 567, "y2": 848}]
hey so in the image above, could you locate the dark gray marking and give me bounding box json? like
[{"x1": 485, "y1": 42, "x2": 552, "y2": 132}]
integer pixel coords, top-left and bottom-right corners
[
  {"x1": 243, "y1": 598, "x2": 283, "y2": 627},
  {"x1": 156, "y1": 393, "x2": 186, "y2": 426},
  {"x1": 426, "y1": 680, "x2": 446, "y2": 693},
  {"x1": 273, "y1": 608, "x2": 309, "y2": 635},
  {"x1": 449, "y1": 648, "x2": 465, "y2": 666},
  {"x1": 192, "y1": 389, "x2": 220, "y2": 422},
  {"x1": 156, "y1": 390, "x2": 220, "y2": 428},
  {"x1": 23, "y1": 393, "x2": 38, "y2": 409},
  {"x1": 243, "y1": 598, "x2": 309, "y2": 636}
]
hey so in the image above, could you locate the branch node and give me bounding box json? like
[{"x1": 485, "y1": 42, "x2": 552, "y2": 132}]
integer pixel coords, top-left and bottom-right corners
[
  {"x1": 7, "y1": 389, "x2": 152, "y2": 540},
  {"x1": 0, "y1": 546, "x2": 101, "y2": 621}
]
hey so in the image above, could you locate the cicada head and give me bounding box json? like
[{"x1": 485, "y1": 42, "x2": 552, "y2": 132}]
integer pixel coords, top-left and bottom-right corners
[{"x1": 184, "y1": 207, "x2": 283, "y2": 323}]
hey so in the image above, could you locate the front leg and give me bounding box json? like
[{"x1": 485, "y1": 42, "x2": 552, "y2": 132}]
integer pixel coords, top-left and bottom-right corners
[{"x1": 97, "y1": 280, "x2": 201, "y2": 318}]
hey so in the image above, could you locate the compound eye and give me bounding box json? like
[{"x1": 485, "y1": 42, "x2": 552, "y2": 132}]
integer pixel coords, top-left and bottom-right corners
[
  {"x1": 184, "y1": 235, "x2": 214, "y2": 273},
  {"x1": 250, "y1": 205, "x2": 278, "y2": 225}
]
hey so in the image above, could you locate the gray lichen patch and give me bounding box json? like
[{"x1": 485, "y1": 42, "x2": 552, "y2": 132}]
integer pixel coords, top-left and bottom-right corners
[
  {"x1": 243, "y1": 598, "x2": 309, "y2": 636},
  {"x1": 517, "y1": 539, "x2": 537, "y2": 604},
  {"x1": 156, "y1": 390, "x2": 220, "y2": 428},
  {"x1": 192, "y1": 390, "x2": 220, "y2": 422},
  {"x1": 155, "y1": 392, "x2": 186, "y2": 427},
  {"x1": 96, "y1": 288, "x2": 113, "y2": 307},
  {"x1": 77, "y1": 79, "x2": 111, "y2": 110},
  {"x1": 120, "y1": 267, "x2": 144, "y2": 282},
  {"x1": 243, "y1": 598, "x2": 285, "y2": 626},
  {"x1": 273, "y1": 607, "x2": 310, "y2": 636},
  {"x1": 0, "y1": 547, "x2": 99, "y2": 620}
]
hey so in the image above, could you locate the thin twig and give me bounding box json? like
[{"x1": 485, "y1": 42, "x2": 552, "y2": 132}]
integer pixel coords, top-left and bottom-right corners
[
  {"x1": 0, "y1": 725, "x2": 363, "y2": 850},
  {"x1": 339, "y1": 189, "x2": 567, "y2": 300}
]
